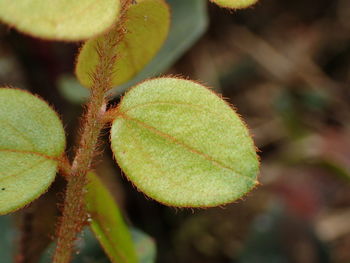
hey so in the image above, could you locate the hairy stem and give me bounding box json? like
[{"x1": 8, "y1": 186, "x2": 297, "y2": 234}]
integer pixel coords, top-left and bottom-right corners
[{"x1": 52, "y1": 9, "x2": 129, "y2": 262}]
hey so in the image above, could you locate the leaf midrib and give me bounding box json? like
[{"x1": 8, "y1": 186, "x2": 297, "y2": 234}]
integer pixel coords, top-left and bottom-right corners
[
  {"x1": 118, "y1": 113, "x2": 256, "y2": 183},
  {"x1": 119, "y1": 100, "x2": 257, "y2": 171}
]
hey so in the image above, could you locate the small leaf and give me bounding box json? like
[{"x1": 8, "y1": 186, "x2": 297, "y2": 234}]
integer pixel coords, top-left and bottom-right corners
[
  {"x1": 210, "y1": 0, "x2": 258, "y2": 9},
  {"x1": 85, "y1": 172, "x2": 138, "y2": 263},
  {"x1": 76, "y1": 0, "x2": 170, "y2": 88},
  {"x1": 110, "y1": 77, "x2": 259, "y2": 207},
  {"x1": 0, "y1": 88, "x2": 66, "y2": 215},
  {"x1": 0, "y1": 0, "x2": 121, "y2": 41}
]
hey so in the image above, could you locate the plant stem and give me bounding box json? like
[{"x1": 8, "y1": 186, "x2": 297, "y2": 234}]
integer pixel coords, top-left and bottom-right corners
[
  {"x1": 52, "y1": 1, "x2": 132, "y2": 261},
  {"x1": 52, "y1": 27, "x2": 123, "y2": 263},
  {"x1": 52, "y1": 102, "x2": 106, "y2": 263}
]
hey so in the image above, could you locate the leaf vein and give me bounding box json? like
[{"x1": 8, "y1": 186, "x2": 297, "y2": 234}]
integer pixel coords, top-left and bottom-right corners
[
  {"x1": 0, "y1": 118, "x2": 37, "y2": 151},
  {"x1": 0, "y1": 149, "x2": 60, "y2": 161}
]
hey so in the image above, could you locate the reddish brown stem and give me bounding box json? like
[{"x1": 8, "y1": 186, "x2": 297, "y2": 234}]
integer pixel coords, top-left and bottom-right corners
[
  {"x1": 101, "y1": 106, "x2": 120, "y2": 124},
  {"x1": 52, "y1": 2, "x2": 131, "y2": 262},
  {"x1": 53, "y1": 26, "x2": 122, "y2": 263},
  {"x1": 52, "y1": 100, "x2": 106, "y2": 263}
]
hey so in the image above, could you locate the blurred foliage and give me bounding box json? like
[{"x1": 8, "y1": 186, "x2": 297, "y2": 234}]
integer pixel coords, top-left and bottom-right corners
[
  {"x1": 238, "y1": 204, "x2": 330, "y2": 263},
  {"x1": 0, "y1": 216, "x2": 15, "y2": 263},
  {"x1": 58, "y1": 75, "x2": 89, "y2": 104},
  {"x1": 39, "y1": 228, "x2": 155, "y2": 263},
  {"x1": 131, "y1": 228, "x2": 157, "y2": 263},
  {"x1": 0, "y1": 0, "x2": 121, "y2": 41}
]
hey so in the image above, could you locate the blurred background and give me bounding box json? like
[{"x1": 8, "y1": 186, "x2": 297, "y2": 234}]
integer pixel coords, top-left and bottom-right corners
[{"x1": 1, "y1": 0, "x2": 350, "y2": 262}]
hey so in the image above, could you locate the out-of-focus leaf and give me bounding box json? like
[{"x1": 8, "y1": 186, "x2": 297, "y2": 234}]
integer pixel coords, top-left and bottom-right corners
[
  {"x1": 0, "y1": 44, "x2": 27, "y2": 89},
  {"x1": 40, "y1": 228, "x2": 156, "y2": 263},
  {"x1": 39, "y1": 229, "x2": 110, "y2": 263},
  {"x1": 210, "y1": 0, "x2": 258, "y2": 9},
  {"x1": 320, "y1": 160, "x2": 350, "y2": 182},
  {"x1": 274, "y1": 90, "x2": 306, "y2": 138},
  {"x1": 16, "y1": 188, "x2": 60, "y2": 263},
  {"x1": 131, "y1": 228, "x2": 157, "y2": 263},
  {"x1": 238, "y1": 204, "x2": 330, "y2": 263},
  {"x1": 76, "y1": 0, "x2": 170, "y2": 88},
  {"x1": 0, "y1": 88, "x2": 66, "y2": 215},
  {"x1": 238, "y1": 205, "x2": 286, "y2": 263},
  {"x1": 57, "y1": 75, "x2": 89, "y2": 104},
  {"x1": 110, "y1": 77, "x2": 259, "y2": 207},
  {"x1": 85, "y1": 173, "x2": 138, "y2": 263},
  {"x1": 0, "y1": 0, "x2": 121, "y2": 41},
  {"x1": 111, "y1": 0, "x2": 208, "y2": 96},
  {"x1": 0, "y1": 216, "x2": 15, "y2": 263}
]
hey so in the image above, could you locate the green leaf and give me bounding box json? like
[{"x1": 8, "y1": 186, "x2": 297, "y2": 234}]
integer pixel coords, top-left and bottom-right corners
[
  {"x1": 110, "y1": 77, "x2": 259, "y2": 207},
  {"x1": 0, "y1": 0, "x2": 121, "y2": 41},
  {"x1": 210, "y1": 0, "x2": 258, "y2": 9},
  {"x1": 110, "y1": 0, "x2": 209, "y2": 96},
  {"x1": 85, "y1": 172, "x2": 138, "y2": 263},
  {"x1": 76, "y1": 0, "x2": 170, "y2": 88},
  {"x1": 0, "y1": 88, "x2": 66, "y2": 215}
]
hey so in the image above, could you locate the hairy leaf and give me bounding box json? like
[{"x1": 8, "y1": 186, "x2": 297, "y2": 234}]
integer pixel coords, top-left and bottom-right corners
[
  {"x1": 76, "y1": 0, "x2": 170, "y2": 88},
  {"x1": 110, "y1": 78, "x2": 259, "y2": 207},
  {"x1": 85, "y1": 173, "x2": 138, "y2": 263},
  {"x1": 0, "y1": 0, "x2": 121, "y2": 41},
  {"x1": 0, "y1": 88, "x2": 65, "y2": 215},
  {"x1": 210, "y1": 0, "x2": 258, "y2": 9}
]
